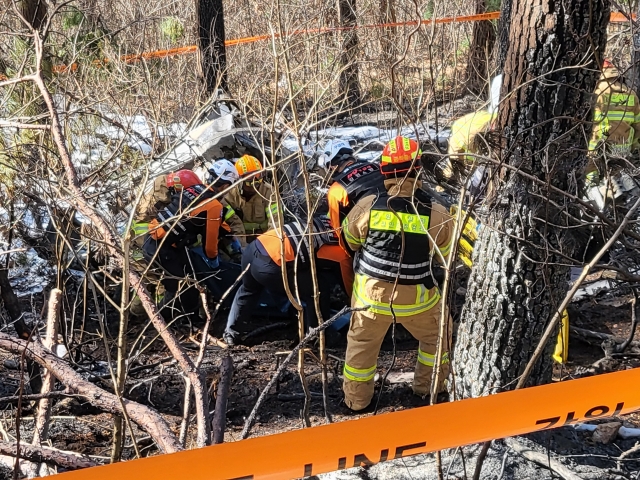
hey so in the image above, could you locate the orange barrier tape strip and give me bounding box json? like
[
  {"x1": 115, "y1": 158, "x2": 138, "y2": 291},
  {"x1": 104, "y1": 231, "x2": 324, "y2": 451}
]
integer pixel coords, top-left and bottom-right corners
[
  {"x1": 55, "y1": 367, "x2": 640, "y2": 480},
  {"x1": 46, "y1": 11, "x2": 634, "y2": 75}
]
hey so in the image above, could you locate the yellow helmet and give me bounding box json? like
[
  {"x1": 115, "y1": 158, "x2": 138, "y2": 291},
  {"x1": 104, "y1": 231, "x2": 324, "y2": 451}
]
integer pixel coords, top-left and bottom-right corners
[{"x1": 235, "y1": 155, "x2": 263, "y2": 178}]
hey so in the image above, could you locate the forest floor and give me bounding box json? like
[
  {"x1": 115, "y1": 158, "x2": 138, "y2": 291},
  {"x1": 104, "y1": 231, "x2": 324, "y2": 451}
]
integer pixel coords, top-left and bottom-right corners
[{"x1": 1, "y1": 271, "x2": 639, "y2": 479}]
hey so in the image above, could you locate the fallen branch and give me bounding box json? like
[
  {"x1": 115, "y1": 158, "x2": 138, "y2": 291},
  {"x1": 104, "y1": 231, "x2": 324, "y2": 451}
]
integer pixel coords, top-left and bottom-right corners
[
  {"x1": 506, "y1": 438, "x2": 583, "y2": 480},
  {"x1": 212, "y1": 353, "x2": 234, "y2": 444},
  {"x1": 0, "y1": 441, "x2": 97, "y2": 470},
  {"x1": 571, "y1": 326, "x2": 640, "y2": 349},
  {"x1": 0, "y1": 333, "x2": 182, "y2": 453},
  {"x1": 241, "y1": 307, "x2": 362, "y2": 439},
  {"x1": 0, "y1": 392, "x2": 79, "y2": 405}
]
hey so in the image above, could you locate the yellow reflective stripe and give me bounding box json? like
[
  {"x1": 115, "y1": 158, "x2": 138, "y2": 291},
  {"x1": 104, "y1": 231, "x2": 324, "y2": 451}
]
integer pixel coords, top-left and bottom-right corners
[
  {"x1": 417, "y1": 349, "x2": 449, "y2": 367},
  {"x1": 224, "y1": 206, "x2": 235, "y2": 221},
  {"x1": 266, "y1": 203, "x2": 279, "y2": 218},
  {"x1": 606, "y1": 111, "x2": 636, "y2": 122},
  {"x1": 388, "y1": 139, "x2": 398, "y2": 154},
  {"x1": 353, "y1": 274, "x2": 440, "y2": 316},
  {"x1": 439, "y1": 239, "x2": 452, "y2": 257},
  {"x1": 608, "y1": 93, "x2": 635, "y2": 106},
  {"x1": 369, "y1": 210, "x2": 429, "y2": 234},
  {"x1": 342, "y1": 217, "x2": 365, "y2": 245},
  {"x1": 343, "y1": 363, "x2": 376, "y2": 382},
  {"x1": 402, "y1": 137, "x2": 411, "y2": 151},
  {"x1": 132, "y1": 222, "x2": 149, "y2": 236}
]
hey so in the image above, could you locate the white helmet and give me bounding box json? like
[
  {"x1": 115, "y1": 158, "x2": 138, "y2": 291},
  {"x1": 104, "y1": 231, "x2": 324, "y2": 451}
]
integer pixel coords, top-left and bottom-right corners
[
  {"x1": 208, "y1": 159, "x2": 239, "y2": 185},
  {"x1": 317, "y1": 139, "x2": 354, "y2": 169}
]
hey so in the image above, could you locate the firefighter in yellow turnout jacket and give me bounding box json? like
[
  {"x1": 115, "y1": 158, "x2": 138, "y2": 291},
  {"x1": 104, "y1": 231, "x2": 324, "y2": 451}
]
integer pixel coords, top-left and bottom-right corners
[
  {"x1": 587, "y1": 60, "x2": 640, "y2": 184},
  {"x1": 341, "y1": 136, "x2": 454, "y2": 411},
  {"x1": 225, "y1": 155, "x2": 279, "y2": 239}
]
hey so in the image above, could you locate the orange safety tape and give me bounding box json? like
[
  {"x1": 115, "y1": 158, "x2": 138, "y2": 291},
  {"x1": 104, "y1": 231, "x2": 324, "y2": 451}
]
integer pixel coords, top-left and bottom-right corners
[
  {"x1": 55, "y1": 367, "x2": 640, "y2": 480},
  {"x1": 44, "y1": 11, "x2": 635, "y2": 75}
]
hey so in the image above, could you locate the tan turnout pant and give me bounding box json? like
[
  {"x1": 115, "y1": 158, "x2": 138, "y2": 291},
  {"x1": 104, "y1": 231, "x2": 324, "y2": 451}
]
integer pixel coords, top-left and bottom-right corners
[{"x1": 343, "y1": 277, "x2": 451, "y2": 411}]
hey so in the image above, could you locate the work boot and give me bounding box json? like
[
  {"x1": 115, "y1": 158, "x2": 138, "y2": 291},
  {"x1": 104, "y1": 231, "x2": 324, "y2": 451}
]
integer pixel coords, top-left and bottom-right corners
[{"x1": 223, "y1": 329, "x2": 240, "y2": 346}]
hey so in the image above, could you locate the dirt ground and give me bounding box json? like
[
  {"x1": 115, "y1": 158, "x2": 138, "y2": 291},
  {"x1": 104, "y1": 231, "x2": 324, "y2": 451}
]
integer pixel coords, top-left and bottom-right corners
[{"x1": 1, "y1": 272, "x2": 640, "y2": 479}]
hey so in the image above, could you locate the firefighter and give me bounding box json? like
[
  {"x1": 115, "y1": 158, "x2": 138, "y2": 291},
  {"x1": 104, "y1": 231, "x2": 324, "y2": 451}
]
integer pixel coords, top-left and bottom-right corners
[
  {"x1": 587, "y1": 59, "x2": 640, "y2": 186},
  {"x1": 142, "y1": 180, "x2": 240, "y2": 320},
  {"x1": 319, "y1": 139, "x2": 385, "y2": 294},
  {"x1": 205, "y1": 159, "x2": 247, "y2": 256},
  {"x1": 445, "y1": 109, "x2": 495, "y2": 192},
  {"x1": 130, "y1": 170, "x2": 203, "y2": 315},
  {"x1": 341, "y1": 136, "x2": 454, "y2": 411},
  {"x1": 224, "y1": 154, "x2": 279, "y2": 239},
  {"x1": 223, "y1": 215, "x2": 352, "y2": 346},
  {"x1": 322, "y1": 139, "x2": 385, "y2": 235}
]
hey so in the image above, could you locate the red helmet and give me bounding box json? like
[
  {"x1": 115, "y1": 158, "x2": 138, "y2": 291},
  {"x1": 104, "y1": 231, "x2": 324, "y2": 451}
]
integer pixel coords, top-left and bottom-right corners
[
  {"x1": 380, "y1": 136, "x2": 422, "y2": 175},
  {"x1": 166, "y1": 170, "x2": 201, "y2": 190},
  {"x1": 603, "y1": 59, "x2": 615, "y2": 69}
]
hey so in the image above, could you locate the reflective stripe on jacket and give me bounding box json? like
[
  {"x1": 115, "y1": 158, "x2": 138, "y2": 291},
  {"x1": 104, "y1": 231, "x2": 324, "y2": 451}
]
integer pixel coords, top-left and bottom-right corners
[
  {"x1": 589, "y1": 75, "x2": 640, "y2": 150},
  {"x1": 354, "y1": 190, "x2": 435, "y2": 287}
]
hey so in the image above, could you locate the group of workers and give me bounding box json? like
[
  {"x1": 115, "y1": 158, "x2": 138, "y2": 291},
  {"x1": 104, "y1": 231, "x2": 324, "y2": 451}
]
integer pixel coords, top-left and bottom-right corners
[
  {"x1": 131, "y1": 134, "x2": 453, "y2": 412},
  {"x1": 128, "y1": 59, "x2": 637, "y2": 413}
]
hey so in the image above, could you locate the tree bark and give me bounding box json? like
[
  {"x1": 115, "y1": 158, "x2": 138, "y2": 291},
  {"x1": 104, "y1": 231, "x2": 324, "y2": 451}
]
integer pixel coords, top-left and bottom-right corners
[
  {"x1": 453, "y1": 0, "x2": 610, "y2": 399},
  {"x1": 465, "y1": 0, "x2": 497, "y2": 95},
  {"x1": 17, "y1": 0, "x2": 47, "y2": 31},
  {"x1": 338, "y1": 0, "x2": 361, "y2": 108},
  {"x1": 0, "y1": 333, "x2": 182, "y2": 454},
  {"x1": 196, "y1": 0, "x2": 228, "y2": 93},
  {"x1": 633, "y1": 4, "x2": 640, "y2": 92},
  {"x1": 495, "y1": 0, "x2": 512, "y2": 73}
]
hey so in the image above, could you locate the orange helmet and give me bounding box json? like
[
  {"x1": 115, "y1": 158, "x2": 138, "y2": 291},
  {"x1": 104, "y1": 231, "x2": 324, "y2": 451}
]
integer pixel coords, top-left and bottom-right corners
[
  {"x1": 166, "y1": 170, "x2": 201, "y2": 190},
  {"x1": 380, "y1": 136, "x2": 422, "y2": 175},
  {"x1": 235, "y1": 154, "x2": 263, "y2": 178}
]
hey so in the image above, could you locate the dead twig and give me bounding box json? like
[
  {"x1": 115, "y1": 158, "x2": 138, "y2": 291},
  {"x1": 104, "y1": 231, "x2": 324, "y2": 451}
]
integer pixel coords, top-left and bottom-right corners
[
  {"x1": 619, "y1": 291, "x2": 639, "y2": 353},
  {"x1": 212, "y1": 353, "x2": 234, "y2": 444}
]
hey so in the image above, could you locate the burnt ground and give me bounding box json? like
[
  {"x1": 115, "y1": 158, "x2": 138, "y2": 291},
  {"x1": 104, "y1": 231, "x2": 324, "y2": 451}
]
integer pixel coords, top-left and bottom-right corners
[{"x1": 0, "y1": 277, "x2": 639, "y2": 479}]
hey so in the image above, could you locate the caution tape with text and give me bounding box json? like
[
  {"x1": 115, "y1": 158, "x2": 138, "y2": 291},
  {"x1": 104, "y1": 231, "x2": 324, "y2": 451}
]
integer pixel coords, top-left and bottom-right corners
[
  {"x1": 55, "y1": 367, "x2": 640, "y2": 480},
  {"x1": 43, "y1": 11, "x2": 632, "y2": 74}
]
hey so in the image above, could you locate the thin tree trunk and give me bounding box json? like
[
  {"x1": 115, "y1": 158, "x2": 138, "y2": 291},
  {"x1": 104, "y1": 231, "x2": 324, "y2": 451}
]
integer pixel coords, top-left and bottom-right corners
[
  {"x1": 196, "y1": 0, "x2": 227, "y2": 93},
  {"x1": 379, "y1": 0, "x2": 396, "y2": 64},
  {"x1": 26, "y1": 288, "x2": 61, "y2": 478},
  {"x1": 338, "y1": 0, "x2": 360, "y2": 108},
  {"x1": 495, "y1": 0, "x2": 512, "y2": 73},
  {"x1": 453, "y1": 0, "x2": 610, "y2": 399},
  {"x1": 465, "y1": 0, "x2": 497, "y2": 95}
]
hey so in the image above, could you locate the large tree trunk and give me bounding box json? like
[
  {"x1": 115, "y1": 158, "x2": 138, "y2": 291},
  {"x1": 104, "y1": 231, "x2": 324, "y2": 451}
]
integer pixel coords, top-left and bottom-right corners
[
  {"x1": 338, "y1": 0, "x2": 361, "y2": 108},
  {"x1": 196, "y1": 0, "x2": 227, "y2": 94},
  {"x1": 465, "y1": 0, "x2": 498, "y2": 95},
  {"x1": 453, "y1": 0, "x2": 610, "y2": 399}
]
